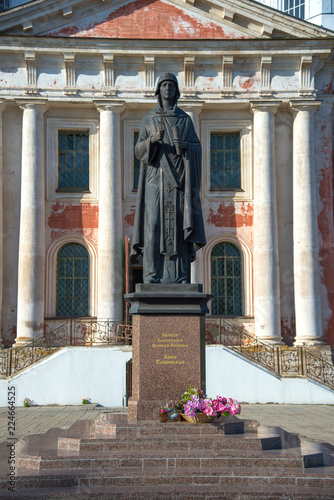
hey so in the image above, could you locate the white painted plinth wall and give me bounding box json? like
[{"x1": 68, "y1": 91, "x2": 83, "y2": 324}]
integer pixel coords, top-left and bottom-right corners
[
  {"x1": 0, "y1": 347, "x2": 133, "y2": 407},
  {"x1": 0, "y1": 346, "x2": 333, "y2": 406}
]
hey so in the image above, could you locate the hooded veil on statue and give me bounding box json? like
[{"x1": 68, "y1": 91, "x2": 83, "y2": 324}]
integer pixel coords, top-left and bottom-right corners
[{"x1": 130, "y1": 73, "x2": 206, "y2": 284}]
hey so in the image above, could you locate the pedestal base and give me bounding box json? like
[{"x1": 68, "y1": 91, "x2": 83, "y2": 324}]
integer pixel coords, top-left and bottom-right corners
[{"x1": 125, "y1": 284, "x2": 212, "y2": 422}]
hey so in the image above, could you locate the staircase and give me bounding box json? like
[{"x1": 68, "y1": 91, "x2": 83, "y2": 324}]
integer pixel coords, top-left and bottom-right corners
[
  {"x1": 1, "y1": 413, "x2": 333, "y2": 498},
  {"x1": 0, "y1": 320, "x2": 132, "y2": 378},
  {"x1": 206, "y1": 318, "x2": 334, "y2": 391}
]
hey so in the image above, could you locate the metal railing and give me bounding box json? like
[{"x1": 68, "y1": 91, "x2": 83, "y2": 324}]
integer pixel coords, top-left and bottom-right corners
[
  {"x1": 0, "y1": 336, "x2": 60, "y2": 378},
  {"x1": 0, "y1": 319, "x2": 132, "y2": 378},
  {"x1": 304, "y1": 349, "x2": 334, "y2": 389},
  {"x1": 205, "y1": 317, "x2": 334, "y2": 390},
  {"x1": 44, "y1": 318, "x2": 132, "y2": 347},
  {"x1": 1, "y1": 316, "x2": 333, "y2": 391}
]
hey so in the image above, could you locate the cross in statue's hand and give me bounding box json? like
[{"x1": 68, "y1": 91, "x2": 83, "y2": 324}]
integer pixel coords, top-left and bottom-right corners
[{"x1": 157, "y1": 107, "x2": 166, "y2": 132}]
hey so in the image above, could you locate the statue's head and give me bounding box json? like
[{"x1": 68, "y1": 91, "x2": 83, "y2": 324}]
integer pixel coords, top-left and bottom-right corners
[{"x1": 155, "y1": 73, "x2": 180, "y2": 105}]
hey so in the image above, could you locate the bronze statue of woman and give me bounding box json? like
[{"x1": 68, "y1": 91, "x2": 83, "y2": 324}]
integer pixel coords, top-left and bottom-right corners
[{"x1": 131, "y1": 73, "x2": 206, "y2": 284}]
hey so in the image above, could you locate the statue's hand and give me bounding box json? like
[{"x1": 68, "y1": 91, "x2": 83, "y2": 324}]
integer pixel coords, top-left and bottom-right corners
[
  {"x1": 173, "y1": 138, "x2": 187, "y2": 153},
  {"x1": 151, "y1": 130, "x2": 164, "y2": 143}
]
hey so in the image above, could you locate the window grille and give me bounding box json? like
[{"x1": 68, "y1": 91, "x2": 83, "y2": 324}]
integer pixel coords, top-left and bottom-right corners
[
  {"x1": 56, "y1": 243, "x2": 89, "y2": 317},
  {"x1": 57, "y1": 130, "x2": 89, "y2": 191},
  {"x1": 133, "y1": 130, "x2": 140, "y2": 191},
  {"x1": 211, "y1": 242, "x2": 242, "y2": 316},
  {"x1": 284, "y1": 0, "x2": 305, "y2": 19},
  {"x1": 210, "y1": 132, "x2": 241, "y2": 190}
]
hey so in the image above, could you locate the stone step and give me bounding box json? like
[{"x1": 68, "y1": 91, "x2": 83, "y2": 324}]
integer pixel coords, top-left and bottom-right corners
[
  {"x1": 2, "y1": 484, "x2": 334, "y2": 500},
  {"x1": 58, "y1": 434, "x2": 282, "y2": 452},
  {"x1": 18, "y1": 447, "x2": 323, "y2": 471},
  {"x1": 6, "y1": 414, "x2": 333, "y2": 498},
  {"x1": 2, "y1": 466, "x2": 334, "y2": 492},
  {"x1": 94, "y1": 418, "x2": 246, "y2": 437}
]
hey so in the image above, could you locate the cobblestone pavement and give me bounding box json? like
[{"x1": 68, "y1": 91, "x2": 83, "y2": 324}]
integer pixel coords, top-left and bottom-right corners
[
  {"x1": 241, "y1": 404, "x2": 334, "y2": 446},
  {"x1": 0, "y1": 405, "x2": 125, "y2": 444},
  {"x1": 0, "y1": 404, "x2": 333, "y2": 446}
]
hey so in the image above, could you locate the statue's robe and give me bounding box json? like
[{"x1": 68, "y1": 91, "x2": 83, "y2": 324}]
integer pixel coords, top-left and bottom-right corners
[{"x1": 130, "y1": 105, "x2": 206, "y2": 283}]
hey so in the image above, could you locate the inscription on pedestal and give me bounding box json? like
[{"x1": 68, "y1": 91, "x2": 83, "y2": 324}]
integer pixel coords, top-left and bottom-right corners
[{"x1": 153, "y1": 332, "x2": 188, "y2": 365}]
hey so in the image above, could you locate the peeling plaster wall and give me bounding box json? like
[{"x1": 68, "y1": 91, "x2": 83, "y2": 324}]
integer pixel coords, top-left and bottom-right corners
[
  {"x1": 0, "y1": 54, "x2": 25, "y2": 88},
  {"x1": 47, "y1": 202, "x2": 99, "y2": 242}
]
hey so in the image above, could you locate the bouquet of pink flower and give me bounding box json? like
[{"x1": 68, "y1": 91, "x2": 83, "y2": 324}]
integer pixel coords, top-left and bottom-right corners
[
  {"x1": 203, "y1": 396, "x2": 241, "y2": 418},
  {"x1": 181, "y1": 387, "x2": 241, "y2": 419}
]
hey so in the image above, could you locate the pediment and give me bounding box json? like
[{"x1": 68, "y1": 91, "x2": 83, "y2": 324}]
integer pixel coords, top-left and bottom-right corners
[
  {"x1": 0, "y1": 0, "x2": 333, "y2": 39},
  {"x1": 45, "y1": 0, "x2": 252, "y2": 40}
]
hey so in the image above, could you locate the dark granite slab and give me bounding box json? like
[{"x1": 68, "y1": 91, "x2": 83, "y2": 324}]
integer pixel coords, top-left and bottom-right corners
[{"x1": 125, "y1": 283, "x2": 212, "y2": 315}]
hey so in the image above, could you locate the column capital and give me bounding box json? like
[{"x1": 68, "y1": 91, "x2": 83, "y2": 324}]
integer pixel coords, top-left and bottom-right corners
[
  {"x1": 94, "y1": 100, "x2": 125, "y2": 113},
  {"x1": 289, "y1": 100, "x2": 321, "y2": 114},
  {"x1": 180, "y1": 100, "x2": 204, "y2": 114},
  {"x1": 16, "y1": 99, "x2": 49, "y2": 113},
  {"x1": 250, "y1": 101, "x2": 281, "y2": 114}
]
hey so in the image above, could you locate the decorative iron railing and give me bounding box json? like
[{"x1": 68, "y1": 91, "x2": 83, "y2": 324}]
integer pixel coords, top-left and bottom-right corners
[
  {"x1": 1, "y1": 316, "x2": 333, "y2": 391},
  {"x1": 0, "y1": 336, "x2": 60, "y2": 378},
  {"x1": 205, "y1": 317, "x2": 334, "y2": 390},
  {"x1": 304, "y1": 349, "x2": 334, "y2": 389},
  {"x1": 0, "y1": 319, "x2": 132, "y2": 378},
  {"x1": 44, "y1": 318, "x2": 132, "y2": 347}
]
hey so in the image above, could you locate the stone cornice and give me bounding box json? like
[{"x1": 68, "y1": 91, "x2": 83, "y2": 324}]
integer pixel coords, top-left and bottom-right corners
[{"x1": 0, "y1": 36, "x2": 333, "y2": 56}]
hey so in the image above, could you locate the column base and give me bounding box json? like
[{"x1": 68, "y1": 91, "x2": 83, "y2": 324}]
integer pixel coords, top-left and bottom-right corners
[
  {"x1": 14, "y1": 336, "x2": 43, "y2": 346},
  {"x1": 255, "y1": 335, "x2": 284, "y2": 345},
  {"x1": 294, "y1": 337, "x2": 326, "y2": 347}
]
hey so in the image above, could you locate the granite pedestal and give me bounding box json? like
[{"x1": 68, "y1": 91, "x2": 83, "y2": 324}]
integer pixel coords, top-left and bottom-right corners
[{"x1": 125, "y1": 284, "x2": 212, "y2": 421}]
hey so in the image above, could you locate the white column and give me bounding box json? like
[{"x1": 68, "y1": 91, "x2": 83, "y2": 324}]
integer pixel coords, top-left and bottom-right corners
[
  {"x1": 290, "y1": 101, "x2": 324, "y2": 345},
  {"x1": 0, "y1": 101, "x2": 6, "y2": 346},
  {"x1": 96, "y1": 102, "x2": 124, "y2": 324},
  {"x1": 182, "y1": 102, "x2": 202, "y2": 136},
  {"x1": 16, "y1": 101, "x2": 48, "y2": 343},
  {"x1": 251, "y1": 102, "x2": 282, "y2": 344},
  {"x1": 182, "y1": 103, "x2": 203, "y2": 284}
]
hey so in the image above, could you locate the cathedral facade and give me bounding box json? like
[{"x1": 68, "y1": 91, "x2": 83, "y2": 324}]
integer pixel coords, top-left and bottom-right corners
[{"x1": 0, "y1": 0, "x2": 334, "y2": 351}]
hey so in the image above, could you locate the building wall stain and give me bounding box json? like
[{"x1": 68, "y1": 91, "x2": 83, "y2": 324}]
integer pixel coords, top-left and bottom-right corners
[{"x1": 207, "y1": 202, "x2": 253, "y2": 228}]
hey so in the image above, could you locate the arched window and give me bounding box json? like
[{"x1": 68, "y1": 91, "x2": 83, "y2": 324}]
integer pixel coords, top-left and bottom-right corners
[
  {"x1": 56, "y1": 243, "x2": 89, "y2": 317},
  {"x1": 211, "y1": 242, "x2": 242, "y2": 316}
]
